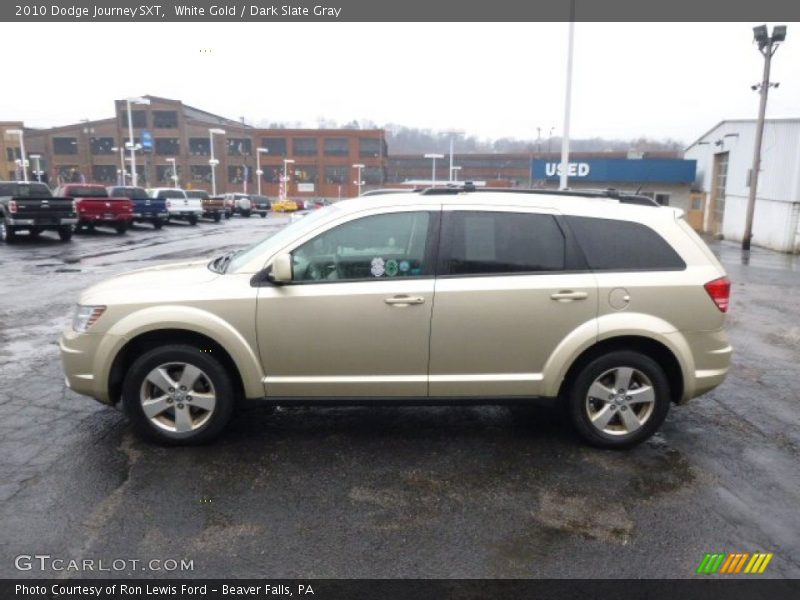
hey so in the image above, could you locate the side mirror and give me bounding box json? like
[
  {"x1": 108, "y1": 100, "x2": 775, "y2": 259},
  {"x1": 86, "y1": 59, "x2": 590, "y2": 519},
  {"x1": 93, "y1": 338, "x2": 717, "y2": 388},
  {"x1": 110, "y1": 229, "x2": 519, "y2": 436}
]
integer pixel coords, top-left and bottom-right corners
[{"x1": 269, "y1": 253, "x2": 293, "y2": 283}]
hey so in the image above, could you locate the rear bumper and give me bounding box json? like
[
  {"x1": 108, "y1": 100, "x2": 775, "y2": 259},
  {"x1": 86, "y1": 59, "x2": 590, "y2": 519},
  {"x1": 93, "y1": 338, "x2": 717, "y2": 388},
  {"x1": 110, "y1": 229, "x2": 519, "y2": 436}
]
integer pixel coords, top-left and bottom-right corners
[
  {"x1": 133, "y1": 212, "x2": 168, "y2": 219},
  {"x1": 671, "y1": 328, "x2": 732, "y2": 403},
  {"x1": 79, "y1": 214, "x2": 134, "y2": 222},
  {"x1": 7, "y1": 217, "x2": 77, "y2": 227}
]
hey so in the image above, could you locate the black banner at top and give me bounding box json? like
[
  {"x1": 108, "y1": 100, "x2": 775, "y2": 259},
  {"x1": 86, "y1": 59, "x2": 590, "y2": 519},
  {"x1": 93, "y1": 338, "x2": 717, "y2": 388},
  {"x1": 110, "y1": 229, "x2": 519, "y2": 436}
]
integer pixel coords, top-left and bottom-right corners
[{"x1": 2, "y1": 0, "x2": 800, "y2": 22}]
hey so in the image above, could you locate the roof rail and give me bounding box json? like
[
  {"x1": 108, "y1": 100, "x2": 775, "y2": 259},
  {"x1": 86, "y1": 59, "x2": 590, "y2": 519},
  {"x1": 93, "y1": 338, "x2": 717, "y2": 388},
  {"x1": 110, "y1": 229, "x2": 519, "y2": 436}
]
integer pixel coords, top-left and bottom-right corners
[{"x1": 418, "y1": 184, "x2": 658, "y2": 206}]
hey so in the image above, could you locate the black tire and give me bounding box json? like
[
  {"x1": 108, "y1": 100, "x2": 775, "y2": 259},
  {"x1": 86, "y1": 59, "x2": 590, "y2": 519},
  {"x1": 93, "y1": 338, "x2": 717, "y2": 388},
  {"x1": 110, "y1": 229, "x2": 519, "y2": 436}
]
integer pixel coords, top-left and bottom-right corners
[
  {"x1": 188, "y1": 214, "x2": 198, "y2": 226},
  {"x1": 565, "y1": 350, "x2": 671, "y2": 449},
  {"x1": 58, "y1": 226, "x2": 73, "y2": 242},
  {"x1": 0, "y1": 220, "x2": 14, "y2": 243},
  {"x1": 213, "y1": 212, "x2": 221, "y2": 223},
  {"x1": 260, "y1": 212, "x2": 266, "y2": 218},
  {"x1": 122, "y1": 344, "x2": 236, "y2": 445},
  {"x1": 224, "y1": 211, "x2": 231, "y2": 220},
  {"x1": 153, "y1": 218, "x2": 164, "y2": 230},
  {"x1": 115, "y1": 222, "x2": 128, "y2": 235},
  {"x1": 241, "y1": 210, "x2": 251, "y2": 218},
  {"x1": 87, "y1": 223, "x2": 96, "y2": 232}
]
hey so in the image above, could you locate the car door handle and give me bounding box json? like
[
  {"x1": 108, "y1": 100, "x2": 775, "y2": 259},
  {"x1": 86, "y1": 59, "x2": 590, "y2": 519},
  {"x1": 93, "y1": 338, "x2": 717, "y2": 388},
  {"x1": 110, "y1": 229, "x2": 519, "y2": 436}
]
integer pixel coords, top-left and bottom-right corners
[
  {"x1": 550, "y1": 291, "x2": 589, "y2": 301},
  {"x1": 385, "y1": 295, "x2": 425, "y2": 306}
]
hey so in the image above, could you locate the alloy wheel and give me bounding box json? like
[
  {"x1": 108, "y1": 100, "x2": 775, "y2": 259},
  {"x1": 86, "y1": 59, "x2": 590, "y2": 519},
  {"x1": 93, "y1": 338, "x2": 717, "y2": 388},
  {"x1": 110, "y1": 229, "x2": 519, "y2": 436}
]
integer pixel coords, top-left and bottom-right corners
[
  {"x1": 139, "y1": 362, "x2": 217, "y2": 434},
  {"x1": 585, "y1": 366, "x2": 656, "y2": 436}
]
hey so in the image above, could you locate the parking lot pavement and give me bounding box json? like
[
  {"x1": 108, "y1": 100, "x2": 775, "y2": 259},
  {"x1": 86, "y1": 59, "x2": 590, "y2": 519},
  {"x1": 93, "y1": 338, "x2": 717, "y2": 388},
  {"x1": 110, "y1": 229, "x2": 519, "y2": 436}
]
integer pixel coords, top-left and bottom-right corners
[{"x1": 0, "y1": 220, "x2": 798, "y2": 579}]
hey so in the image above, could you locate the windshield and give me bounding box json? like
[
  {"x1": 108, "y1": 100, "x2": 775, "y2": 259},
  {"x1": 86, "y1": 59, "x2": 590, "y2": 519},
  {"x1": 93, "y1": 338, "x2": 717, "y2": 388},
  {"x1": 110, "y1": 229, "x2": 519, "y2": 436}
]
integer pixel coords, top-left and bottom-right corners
[
  {"x1": 110, "y1": 187, "x2": 148, "y2": 199},
  {"x1": 0, "y1": 182, "x2": 51, "y2": 197},
  {"x1": 66, "y1": 186, "x2": 107, "y2": 198},
  {"x1": 227, "y1": 204, "x2": 339, "y2": 273},
  {"x1": 155, "y1": 190, "x2": 186, "y2": 199}
]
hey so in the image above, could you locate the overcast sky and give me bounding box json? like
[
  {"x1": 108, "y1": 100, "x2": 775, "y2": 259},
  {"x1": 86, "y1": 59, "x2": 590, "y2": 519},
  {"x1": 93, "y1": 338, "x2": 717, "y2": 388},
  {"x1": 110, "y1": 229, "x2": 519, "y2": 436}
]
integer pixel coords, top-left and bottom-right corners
[{"x1": 2, "y1": 22, "x2": 798, "y2": 145}]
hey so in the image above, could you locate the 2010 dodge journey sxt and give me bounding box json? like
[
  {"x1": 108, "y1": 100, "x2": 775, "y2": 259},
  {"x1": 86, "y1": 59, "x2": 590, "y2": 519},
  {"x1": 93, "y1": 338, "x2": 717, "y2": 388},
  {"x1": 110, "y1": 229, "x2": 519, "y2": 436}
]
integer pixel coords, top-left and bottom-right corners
[{"x1": 60, "y1": 188, "x2": 732, "y2": 448}]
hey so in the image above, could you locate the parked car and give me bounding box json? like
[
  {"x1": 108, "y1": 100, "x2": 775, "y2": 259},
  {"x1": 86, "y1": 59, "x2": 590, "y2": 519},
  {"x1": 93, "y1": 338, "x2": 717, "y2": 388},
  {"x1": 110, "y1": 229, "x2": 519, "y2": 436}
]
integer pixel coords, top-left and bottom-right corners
[
  {"x1": 249, "y1": 194, "x2": 270, "y2": 218},
  {"x1": 0, "y1": 180, "x2": 77, "y2": 243},
  {"x1": 271, "y1": 198, "x2": 299, "y2": 213},
  {"x1": 185, "y1": 190, "x2": 223, "y2": 223},
  {"x1": 147, "y1": 188, "x2": 203, "y2": 225},
  {"x1": 216, "y1": 195, "x2": 233, "y2": 219},
  {"x1": 61, "y1": 188, "x2": 732, "y2": 447},
  {"x1": 224, "y1": 193, "x2": 253, "y2": 217},
  {"x1": 108, "y1": 186, "x2": 168, "y2": 229},
  {"x1": 55, "y1": 184, "x2": 134, "y2": 234}
]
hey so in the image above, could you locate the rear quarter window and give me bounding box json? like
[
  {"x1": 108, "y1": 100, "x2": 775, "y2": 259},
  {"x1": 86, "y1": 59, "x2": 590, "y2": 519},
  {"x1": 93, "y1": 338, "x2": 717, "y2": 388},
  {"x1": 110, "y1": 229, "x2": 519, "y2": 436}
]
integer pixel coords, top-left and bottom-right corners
[{"x1": 566, "y1": 216, "x2": 685, "y2": 271}]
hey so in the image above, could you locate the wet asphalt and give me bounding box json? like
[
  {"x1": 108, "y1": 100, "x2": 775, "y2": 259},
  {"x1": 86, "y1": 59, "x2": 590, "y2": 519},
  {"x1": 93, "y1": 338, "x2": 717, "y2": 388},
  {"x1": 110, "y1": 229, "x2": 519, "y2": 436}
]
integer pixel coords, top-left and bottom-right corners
[{"x1": 0, "y1": 216, "x2": 798, "y2": 579}]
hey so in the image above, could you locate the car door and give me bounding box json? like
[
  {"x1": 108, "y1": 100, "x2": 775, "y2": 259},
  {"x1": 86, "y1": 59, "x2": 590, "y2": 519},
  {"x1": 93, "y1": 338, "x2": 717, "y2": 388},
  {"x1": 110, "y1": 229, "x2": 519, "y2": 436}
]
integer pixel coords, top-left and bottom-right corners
[
  {"x1": 256, "y1": 206, "x2": 440, "y2": 397},
  {"x1": 428, "y1": 205, "x2": 598, "y2": 397}
]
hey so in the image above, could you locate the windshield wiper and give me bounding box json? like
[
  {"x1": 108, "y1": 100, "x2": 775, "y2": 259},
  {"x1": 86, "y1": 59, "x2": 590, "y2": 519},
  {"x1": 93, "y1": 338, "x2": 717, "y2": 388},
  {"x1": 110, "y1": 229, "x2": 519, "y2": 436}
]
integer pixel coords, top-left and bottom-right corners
[{"x1": 209, "y1": 251, "x2": 236, "y2": 273}]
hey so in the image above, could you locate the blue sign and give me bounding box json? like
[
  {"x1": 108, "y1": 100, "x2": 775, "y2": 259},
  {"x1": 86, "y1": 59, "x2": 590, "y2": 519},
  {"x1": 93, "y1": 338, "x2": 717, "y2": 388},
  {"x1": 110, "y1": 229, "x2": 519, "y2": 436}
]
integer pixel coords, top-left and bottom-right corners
[
  {"x1": 532, "y1": 159, "x2": 696, "y2": 183},
  {"x1": 141, "y1": 130, "x2": 153, "y2": 151}
]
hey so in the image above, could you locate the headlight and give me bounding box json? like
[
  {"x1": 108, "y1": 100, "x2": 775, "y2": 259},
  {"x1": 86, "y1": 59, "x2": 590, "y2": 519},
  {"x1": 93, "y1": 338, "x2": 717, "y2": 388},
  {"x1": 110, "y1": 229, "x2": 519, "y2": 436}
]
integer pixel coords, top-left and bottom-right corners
[{"x1": 72, "y1": 305, "x2": 106, "y2": 332}]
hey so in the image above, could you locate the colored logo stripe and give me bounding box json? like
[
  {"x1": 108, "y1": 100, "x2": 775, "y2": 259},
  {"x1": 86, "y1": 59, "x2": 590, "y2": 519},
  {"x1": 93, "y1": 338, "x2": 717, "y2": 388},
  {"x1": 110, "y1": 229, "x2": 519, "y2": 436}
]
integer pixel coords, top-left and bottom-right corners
[{"x1": 697, "y1": 552, "x2": 773, "y2": 574}]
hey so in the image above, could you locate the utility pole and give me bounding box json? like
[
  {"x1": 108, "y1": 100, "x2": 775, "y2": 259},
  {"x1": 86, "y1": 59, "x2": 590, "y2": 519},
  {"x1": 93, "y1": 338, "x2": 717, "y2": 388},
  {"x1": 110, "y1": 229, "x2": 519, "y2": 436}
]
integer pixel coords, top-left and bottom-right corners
[
  {"x1": 743, "y1": 24, "x2": 786, "y2": 251},
  {"x1": 558, "y1": 0, "x2": 576, "y2": 190}
]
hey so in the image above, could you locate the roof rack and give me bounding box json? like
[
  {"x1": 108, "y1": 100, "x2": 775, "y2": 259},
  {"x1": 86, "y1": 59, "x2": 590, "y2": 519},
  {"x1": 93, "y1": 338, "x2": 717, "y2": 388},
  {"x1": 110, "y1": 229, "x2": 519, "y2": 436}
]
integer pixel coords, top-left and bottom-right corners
[{"x1": 417, "y1": 184, "x2": 659, "y2": 207}]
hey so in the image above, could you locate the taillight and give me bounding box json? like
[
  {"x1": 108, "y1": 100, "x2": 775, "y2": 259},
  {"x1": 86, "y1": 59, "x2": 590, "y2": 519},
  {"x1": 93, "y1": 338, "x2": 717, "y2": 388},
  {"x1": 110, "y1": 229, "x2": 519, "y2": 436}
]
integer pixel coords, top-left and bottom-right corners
[
  {"x1": 704, "y1": 276, "x2": 731, "y2": 313},
  {"x1": 9, "y1": 200, "x2": 17, "y2": 214}
]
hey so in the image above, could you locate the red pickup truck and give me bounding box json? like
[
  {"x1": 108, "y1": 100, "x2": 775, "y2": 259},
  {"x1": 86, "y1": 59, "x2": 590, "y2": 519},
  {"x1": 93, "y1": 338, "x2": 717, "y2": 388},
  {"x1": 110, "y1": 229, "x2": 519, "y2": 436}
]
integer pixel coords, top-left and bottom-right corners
[{"x1": 55, "y1": 184, "x2": 134, "y2": 234}]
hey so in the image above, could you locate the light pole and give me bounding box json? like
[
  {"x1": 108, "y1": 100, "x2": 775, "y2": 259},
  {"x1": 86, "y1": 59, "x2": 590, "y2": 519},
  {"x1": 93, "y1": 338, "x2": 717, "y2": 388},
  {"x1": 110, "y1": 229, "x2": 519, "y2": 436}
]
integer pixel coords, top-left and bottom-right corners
[
  {"x1": 256, "y1": 147, "x2": 268, "y2": 195},
  {"x1": 743, "y1": 24, "x2": 787, "y2": 251},
  {"x1": 125, "y1": 96, "x2": 150, "y2": 187},
  {"x1": 443, "y1": 129, "x2": 463, "y2": 182},
  {"x1": 559, "y1": 0, "x2": 576, "y2": 190},
  {"x1": 282, "y1": 158, "x2": 294, "y2": 200},
  {"x1": 7, "y1": 129, "x2": 27, "y2": 182},
  {"x1": 166, "y1": 158, "x2": 179, "y2": 188},
  {"x1": 451, "y1": 166, "x2": 462, "y2": 182},
  {"x1": 353, "y1": 163, "x2": 365, "y2": 196},
  {"x1": 208, "y1": 128, "x2": 226, "y2": 196},
  {"x1": 111, "y1": 146, "x2": 126, "y2": 185},
  {"x1": 29, "y1": 154, "x2": 43, "y2": 182},
  {"x1": 424, "y1": 153, "x2": 444, "y2": 187}
]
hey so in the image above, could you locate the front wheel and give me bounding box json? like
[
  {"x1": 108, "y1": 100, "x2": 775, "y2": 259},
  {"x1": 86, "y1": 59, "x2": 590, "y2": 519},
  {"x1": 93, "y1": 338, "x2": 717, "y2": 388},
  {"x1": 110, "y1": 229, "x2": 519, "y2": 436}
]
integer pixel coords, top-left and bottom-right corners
[
  {"x1": 122, "y1": 344, "x2": 236, "y2": 445},
  {"x1": 58, "y1": 226, "x2": 73, "y2": 242},
  {"x1": 566, "y1": 350, "x2": 671, "y2": 449}
]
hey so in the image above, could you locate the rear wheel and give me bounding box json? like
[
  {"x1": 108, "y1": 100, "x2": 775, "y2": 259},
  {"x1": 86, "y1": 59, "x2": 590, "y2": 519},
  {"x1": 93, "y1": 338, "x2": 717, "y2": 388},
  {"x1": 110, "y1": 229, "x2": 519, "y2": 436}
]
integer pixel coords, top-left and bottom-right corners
[
  {"x1": 0, "y1": 220, "x2": 15, "y2": 243},
  {"x1": 115, "y1": 222, "x2": 128, "y2": 235},
  {"x1": 153, "y1": 218, "x2": 164, "y2": 230},
  {"x1": 566, "y1": 350, "x2": 671, "y2": 449},
  {"x1": 241, "y1": 210, "x2": 251, "y2": 218},
  {"x1": 122, "y1": 344, "x2": 236, "y2": 445},
  {"x1": 58, "y1": 226, "x2": 73, "y2": 242},
  {"x1": 213, "y1": 212, "x2": 221, "y2": 223},
  {"x1": 260, "y1": 212, "x2": 266, "y2": 218},
  {"x1": 188, "y1": 214, "x2": 198, "y2": 226}
]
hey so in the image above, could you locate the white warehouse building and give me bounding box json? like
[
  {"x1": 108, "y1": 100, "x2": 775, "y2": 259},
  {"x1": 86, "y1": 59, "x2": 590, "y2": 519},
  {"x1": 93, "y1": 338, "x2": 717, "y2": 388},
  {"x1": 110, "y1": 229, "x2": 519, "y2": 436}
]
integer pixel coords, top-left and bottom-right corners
[{"x1": 685, "y1": 119, "x2": 800, "y2": 253}]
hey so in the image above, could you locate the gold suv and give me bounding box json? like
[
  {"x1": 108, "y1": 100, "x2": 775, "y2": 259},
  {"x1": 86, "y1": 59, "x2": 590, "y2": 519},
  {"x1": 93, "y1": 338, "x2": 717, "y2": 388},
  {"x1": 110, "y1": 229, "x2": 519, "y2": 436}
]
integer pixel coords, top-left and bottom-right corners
[{"x1": 60, "y1": 189, "x2": 732, "y2": 448}]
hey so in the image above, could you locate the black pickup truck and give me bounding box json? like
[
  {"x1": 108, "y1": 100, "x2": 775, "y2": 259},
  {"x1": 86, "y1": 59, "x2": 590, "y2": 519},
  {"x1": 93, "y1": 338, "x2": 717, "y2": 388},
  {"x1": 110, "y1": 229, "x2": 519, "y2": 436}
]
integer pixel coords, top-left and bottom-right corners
[{"x1": 0, "y1": 181, "x2": 77, "y2": 243}]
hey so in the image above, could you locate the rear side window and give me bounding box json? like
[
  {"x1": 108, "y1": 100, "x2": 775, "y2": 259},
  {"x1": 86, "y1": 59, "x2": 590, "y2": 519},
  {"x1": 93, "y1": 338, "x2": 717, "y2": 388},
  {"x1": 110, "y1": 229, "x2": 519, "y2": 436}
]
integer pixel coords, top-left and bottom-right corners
[
  {"x1": 440, "y1": 211, "x2": 566, "y2": 275},
  {"x1": 566, "y1": 216, "x2": 685, "y2": 271}
]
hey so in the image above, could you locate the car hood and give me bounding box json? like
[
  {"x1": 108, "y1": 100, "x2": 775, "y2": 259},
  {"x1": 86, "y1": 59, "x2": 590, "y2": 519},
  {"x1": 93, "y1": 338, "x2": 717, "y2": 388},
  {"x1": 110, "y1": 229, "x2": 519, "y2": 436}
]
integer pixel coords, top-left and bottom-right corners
[{"x1": 81, "y1": 259, "x2": 219, "y2": 305}]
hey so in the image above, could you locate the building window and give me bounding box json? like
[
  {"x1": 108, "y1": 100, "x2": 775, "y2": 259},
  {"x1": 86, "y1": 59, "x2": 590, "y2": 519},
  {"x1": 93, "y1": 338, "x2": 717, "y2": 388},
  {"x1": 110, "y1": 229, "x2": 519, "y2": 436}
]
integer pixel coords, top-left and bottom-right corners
[
  {"x1": 157, "y1": 164, "x2": 181, "y2": 184},
  {"x1": 155, "y1": 138, "x2": 180, "y2": 156},
  {"x1": 53, "y1": 137, "x2": 78, "y2": 155},
  {"x1": 294, "y1": 165, "x2": 318, "y2": 184},
  {"x1": 261, "y1": 165, "x2": 282, "y2": 183},
  {"x1": 152, "y1": 110, "x2": 178, "y2": 129},
  {"x1": 324, "y1": 138, "x2": 350, "y2": 156},
  {"x1": 292, "y1": 138, "x2": 318, "y2": 156},
  {"x1": 324, "y1": 166, "x2": 348, "y2": 184},
  {"x1": 92, "y1": 165, "x2": 117, "y2": 184},
  {"x1": 120, "y1": 110, "x2": 147, "y2": 128},
  {"x1": 189, "y1": 138, "x2": 210, "y2": 156},
  {"x1": 90, "y1": 137, "x2": 115, "y2": 155},
  {"x1": 363, "y1": 166, "x2": 384, "y2": 185},
  {"x1": 227, "y1": 138, "x2": 252, "y2": 156},
  {"x1": 359, "y1": 138, "x2": 382, "y2": 158},
  {"x1": 228, "y1": 165, "x2": 253, "y2": 184},
  {"x1": 6, "y1": 147, "x2": 21, "y2": 161},
  {"x1": 261, "y1": 137, "x2": 287, "y2": 156},
  {"x1": 190, "y1": 165, "x2": 212, "y2": 184}
]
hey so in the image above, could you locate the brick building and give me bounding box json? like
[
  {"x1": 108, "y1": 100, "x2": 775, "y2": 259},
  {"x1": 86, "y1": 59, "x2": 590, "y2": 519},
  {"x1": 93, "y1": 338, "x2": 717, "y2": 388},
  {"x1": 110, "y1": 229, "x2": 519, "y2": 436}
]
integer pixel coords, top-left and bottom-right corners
[{"x1": 1, "y1": 122, "x2": 26, "y2": 181}]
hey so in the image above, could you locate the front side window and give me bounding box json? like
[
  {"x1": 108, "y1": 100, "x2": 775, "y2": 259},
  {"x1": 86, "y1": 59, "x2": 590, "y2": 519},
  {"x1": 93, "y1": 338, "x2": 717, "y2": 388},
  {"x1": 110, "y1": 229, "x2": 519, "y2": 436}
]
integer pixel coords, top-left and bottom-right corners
[
  {"x1": 292, "y1": 211, "x2": 433, "y2": 282},
  {"x1": 440, "y1": 211, "x2": 566, "y2": 275}
]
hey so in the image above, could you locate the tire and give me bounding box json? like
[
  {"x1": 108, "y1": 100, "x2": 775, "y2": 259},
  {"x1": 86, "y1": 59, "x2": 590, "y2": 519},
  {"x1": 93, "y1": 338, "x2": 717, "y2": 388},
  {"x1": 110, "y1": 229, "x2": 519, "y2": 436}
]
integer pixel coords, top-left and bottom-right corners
[
  {"x1": 188, "y1": 215, "x2": 198, "y2": 226},
  {"x1": 122, "y1": 344, "x2": 236, "y2": 445},
  {"x1": 58, "y1": 226, "x2": 73, "y2": 242},
  {"x1": 29, "y1": 228, "x2": 41, "y2": 239},
  {"x1": 224, "y1": 211, "x2": 231, "y2": 220},
  {"x1": 260, "y1": 212, "x2": 266, "y2": 218},
  {"x1": 0, "y1": 220, "x2": 13, "y2": 243},
  {"x1": 565, "y1": 350, "x2": 671, "y2": 449},
  {"x1": 241, "y1": 210, "x2": 251, "y2": 218},
  {"x1": 153, "y1": 218, "x2": 164, "y2": 230},
  {"x1": 213, "y1": 212, "x2": 221, "y2": 223},
  {"x1": 116, "y1": 222, "x2": 128, "y2": 235}
]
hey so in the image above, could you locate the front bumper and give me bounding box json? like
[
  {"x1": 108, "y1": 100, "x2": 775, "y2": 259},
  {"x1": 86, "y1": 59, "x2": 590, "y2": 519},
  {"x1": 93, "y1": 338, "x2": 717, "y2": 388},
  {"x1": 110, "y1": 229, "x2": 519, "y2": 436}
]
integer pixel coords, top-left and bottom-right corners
[{"x1": 60, "y1": 328, "x2": 124, "y2": 405}]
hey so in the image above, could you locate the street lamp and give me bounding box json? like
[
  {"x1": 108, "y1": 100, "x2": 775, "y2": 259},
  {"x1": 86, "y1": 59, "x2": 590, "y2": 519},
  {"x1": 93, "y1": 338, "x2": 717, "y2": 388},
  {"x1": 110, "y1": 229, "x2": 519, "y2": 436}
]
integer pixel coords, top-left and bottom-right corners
[
  {"x1": 208, "y1": 128, "x2": 226, "y2": 196},
  {"x1": 424, "y1": 153, "x2": 444, "y2": 187},
  {"x1": 743, "y1": 24, "x2": 787, "y2": 251},
  {"x1": 125, "y1": 96, "x2": 150, "y2": 187},
  {"x1": 29, "y1": 154, "x2": 43, "y2": 182},
  {"x1": 443, "y1": 129, "x2": 463, "y2": 182},
  {"x1": 559, "y1": 1, "x2": 576, "y2": 190},
  {"x1": 6, "y1": 129, "x2": 27, "y2": 182},
  {"x1": 256, "y1": 147, "x2": 268, "y2": 195},
  {"x1": 166, "y1": 158, "x2": 179, "y2": 188},
  {"x1": 352, "y1": 163, "x2": 365, "y2": 196},
  {"x1": 111, "y1": 146, "x2": 127, "y2": 185},
  {"x1": 282, "y1": 158, "x2": 295, "y2": 200},
  {"x1": 451, "y1": 166, "x2": 462, "y2": 182}
]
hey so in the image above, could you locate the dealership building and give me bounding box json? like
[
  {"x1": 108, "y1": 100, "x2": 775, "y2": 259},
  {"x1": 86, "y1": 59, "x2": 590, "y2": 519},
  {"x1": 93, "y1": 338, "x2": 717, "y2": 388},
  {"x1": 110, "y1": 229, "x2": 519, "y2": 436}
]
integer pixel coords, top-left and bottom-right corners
[{"x1": 685, "y1": 118, "x2": 800, "y2": 253}]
